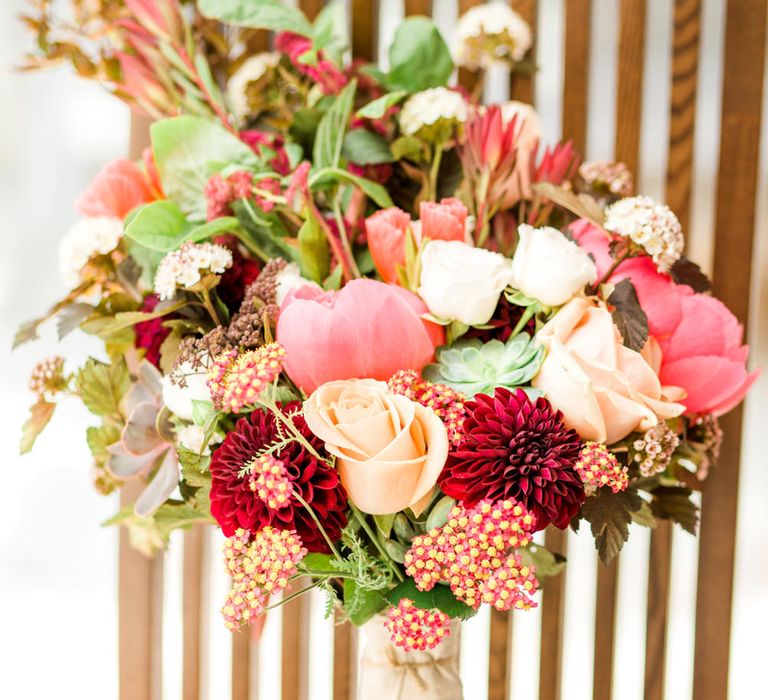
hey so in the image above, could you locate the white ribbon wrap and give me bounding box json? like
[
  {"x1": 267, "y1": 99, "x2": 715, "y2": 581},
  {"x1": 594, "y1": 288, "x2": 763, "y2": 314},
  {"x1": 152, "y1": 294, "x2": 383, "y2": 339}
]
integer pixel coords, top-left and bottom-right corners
[{"x1": 357, "y1": 615, "x2": 464, "y2": 700}]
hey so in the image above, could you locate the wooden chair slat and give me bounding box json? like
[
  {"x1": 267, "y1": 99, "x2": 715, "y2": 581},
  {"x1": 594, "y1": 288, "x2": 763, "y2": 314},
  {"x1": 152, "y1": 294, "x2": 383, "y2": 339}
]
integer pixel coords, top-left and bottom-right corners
[
  {"x1": 281, "y1": 581, "x2": 311, "y2": 700},
  {"x1": 664, "y1": 0, "x2": 702, "y2": 232},
  {"x1": 693, "y1": 1, "x2": 767, "y2": 697},
  {"x1": 404, "y1": 0, "x2": 432, "y2": 16},
  {"x1": 509, "y1": 0, "x2": 538, "y2": 104},
  {"x1": 538, "y1": 527, "x2": 567, "y2": 700},
  {"x1": 119, "y1": 478, "x2": 164, "y2": 700},
  {"x1": 231, "y1": 630, "x2": 253, "y2": 700},
  {"x1": 351, "y1": 0, "x2": 378, "y2": 61},
  {"x1": 333, "y1": 614, "x2": 358, "y2": 700},
  {"x1": 488, "y1": 608, "x2": 511, "y2": 700},
  {"x1": 592, "y1": 561, "x2": 619, "y2": 700},
  {"x1": 643, "y1": 521, "x2": 673, "y2": 700},
  {"x1": 561, "y1": 0, "x2": 592, "y2": 153},
  {"x1": 183, "y1": 527, "x2": 206, "y2": 700}
]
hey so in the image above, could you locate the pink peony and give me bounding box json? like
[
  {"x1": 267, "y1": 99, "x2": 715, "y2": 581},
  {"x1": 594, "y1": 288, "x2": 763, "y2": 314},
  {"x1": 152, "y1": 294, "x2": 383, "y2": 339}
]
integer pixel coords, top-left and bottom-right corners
[
  {"x1": 571, "y1": 219, "x2": 760, "y2": 416},
  {"x1": 276, "y1": 279, "x2": 444, "y2": 393},
  {"x1": 76, "y1": 157, "x2": 156, "y2": 219},
  {"x1": 365, "y1": 198, "x2": 468, "y2": 284}
]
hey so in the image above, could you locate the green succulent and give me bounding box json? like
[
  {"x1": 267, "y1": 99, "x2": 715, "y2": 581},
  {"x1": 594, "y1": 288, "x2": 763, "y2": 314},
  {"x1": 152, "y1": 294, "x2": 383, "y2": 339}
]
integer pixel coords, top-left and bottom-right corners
[{"x1": 422, "y1": 333, "x2": 545, "y2": 399}]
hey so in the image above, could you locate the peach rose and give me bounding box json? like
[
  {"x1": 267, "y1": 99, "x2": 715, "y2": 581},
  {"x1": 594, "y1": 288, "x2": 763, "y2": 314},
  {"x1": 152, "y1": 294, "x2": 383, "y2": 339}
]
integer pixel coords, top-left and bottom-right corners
[
  {"x1": 532, "y1": 298, "x2": 685, "y2": 444},
  {"x1": 303, "y1": 379, "x2": 449, "y2": 515}
]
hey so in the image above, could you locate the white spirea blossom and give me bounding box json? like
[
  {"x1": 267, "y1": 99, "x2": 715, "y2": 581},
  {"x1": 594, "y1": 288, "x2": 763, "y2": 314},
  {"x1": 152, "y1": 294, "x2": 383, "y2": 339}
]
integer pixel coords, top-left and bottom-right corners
[
  {"x1": 58, "y1": 216, "x2": 123, "y2": 287},
  {"x1": 604, "y1": 195, "x2": 684, "y2": 272},
  {"x1": 154, "y1": 241, "x2": 233, "y2": 300},
  {"x1": 399, "y1": 87, "x2": 468, "y2": 137},
  {"x1": 226, "y1": 52, "x2": 281, "y2": 119},
  {"x1": 454, "y1": 3, "x2": 532, "y2": 69},
  {"x1": 274, "y1": 262, "x2": 322, "y2": 307}
]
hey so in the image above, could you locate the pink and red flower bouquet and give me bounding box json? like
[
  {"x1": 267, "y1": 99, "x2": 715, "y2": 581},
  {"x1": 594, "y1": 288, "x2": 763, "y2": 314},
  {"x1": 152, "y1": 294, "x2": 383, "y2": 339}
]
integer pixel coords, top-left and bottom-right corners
[{"x1": 19, "y1": 0, "x2": 757, "y2": 654}]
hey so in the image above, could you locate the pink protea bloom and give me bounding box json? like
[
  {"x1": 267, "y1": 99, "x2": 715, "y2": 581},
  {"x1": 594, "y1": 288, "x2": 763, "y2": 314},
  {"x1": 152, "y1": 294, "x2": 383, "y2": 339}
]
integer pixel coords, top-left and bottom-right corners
[
  {"x1": 572, "y1": 219, "x2": 760, "y2": 416},
  {"x1": 125, "y1": 0, "x2": 181, "y2": 37},
  {"x1": 76, "y1": 157, "x2": 156, "y2": 219},
  {"x1": 533, "y1": 140, "x2": 579, "y2": 186}
]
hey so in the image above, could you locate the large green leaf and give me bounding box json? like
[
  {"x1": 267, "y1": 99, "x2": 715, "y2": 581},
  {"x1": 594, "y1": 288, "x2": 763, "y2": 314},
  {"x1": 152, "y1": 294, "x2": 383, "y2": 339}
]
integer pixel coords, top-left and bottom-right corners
[
  {"x1": 76, "y1": 357, "x2": 130, "y2": 418},
  {"x1": 198, "y1": 0, "x2": 312, "y2": 35},
  {"x1": 342, "y1": 129, "x2": 395, "y2": 165},
  {"x1": 357, "y1": 91, "x2": 408, "y2": 119},
  {"x1": 386, "y1": 17, "x2": 453, "y2": 92},
  {"x1": 151, "y1": 116, "x2": 260, "y2": 220},
  {"x1": 311, "y1": 1, "x2": 348, "y2": 64},
  {"x1": 309, "y1": 167, "x2": 393, "y2": 208},
  {"x1": 343, "y1": 579, "x2": 388, "y2": 626},
  {"x1": 313, "y1": 80, "x2": 357, "y2": 171},
  {"x1": 385, "y1": 579, "x2": 476, "y2": 621}
]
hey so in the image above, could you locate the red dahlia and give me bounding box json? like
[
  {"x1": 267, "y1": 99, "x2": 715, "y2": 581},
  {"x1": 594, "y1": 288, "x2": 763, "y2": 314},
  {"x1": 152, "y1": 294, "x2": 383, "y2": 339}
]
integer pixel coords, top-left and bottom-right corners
[
  {"x1": 439, "y1": 387, "x2": 584, "y2": 530},
  {"x1": 209, "y1": 403, "x2": 347, "y2": 552}
]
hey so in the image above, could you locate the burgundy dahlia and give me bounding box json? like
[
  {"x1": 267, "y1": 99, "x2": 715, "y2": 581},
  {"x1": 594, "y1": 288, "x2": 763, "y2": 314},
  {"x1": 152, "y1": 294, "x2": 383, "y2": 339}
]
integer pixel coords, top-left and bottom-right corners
[
  {"x1": 439, "y1": 387, "x2": 584, "y2": 530},
  {"x1": 209, "y1": 403, "x2": 347, "y2": 552},
  {"x1": 134, "y1": 294, "x2": 170, "y2": 368}
]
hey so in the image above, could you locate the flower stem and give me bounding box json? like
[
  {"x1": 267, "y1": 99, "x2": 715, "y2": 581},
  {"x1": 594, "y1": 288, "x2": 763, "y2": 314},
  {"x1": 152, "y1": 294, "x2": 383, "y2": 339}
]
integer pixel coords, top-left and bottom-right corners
[
  {"x1": 428, "y1": 142, "x2": 445, "y2": 202},
  {"x1": 333, "y1": 197, "x2": 361, "y2": 279},
  {"x1": 264, "y1": 579, "x2": 326, "y2": 611},
  {"x1": 510, "y1": 305, "x2": 537, "y2": 337},
  {"x1": 591, "y1": 251, "x2": 636, "y2": 294},
  {"x1": 200, "y1": 289, "x2": 222, "y2": 326},
  {"x1": 350, "y1": 503, "x2": 404, "y2": 582},
  {"x1": 294, "y1": 491, "x2": 344, "y2": 560}
]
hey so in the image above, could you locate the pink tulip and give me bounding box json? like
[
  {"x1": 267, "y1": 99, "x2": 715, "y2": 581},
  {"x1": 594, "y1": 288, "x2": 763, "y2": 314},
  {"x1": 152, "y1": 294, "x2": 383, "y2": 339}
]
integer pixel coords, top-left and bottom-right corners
[
  {"x1": 365, "y1": 199, "x2": 468, "y2": 284},
  {"x1": 572, "y1": 219, "x2": 760, "y2": 416},
  {"x1": 277, "y1": 279, "x2": 444, "y2": 393},
  {"x1": 76, "y1": 158, "x2": 156, "y2": 219}
]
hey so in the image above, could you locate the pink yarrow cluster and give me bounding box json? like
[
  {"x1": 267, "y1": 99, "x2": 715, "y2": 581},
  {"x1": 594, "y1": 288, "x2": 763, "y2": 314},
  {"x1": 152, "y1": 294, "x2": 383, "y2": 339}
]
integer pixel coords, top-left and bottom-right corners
[
  {"x1": 274, "y1": 32, "x2": 347, "y2": 95},
  {"x1": 574, "y1": 442, "x2": 629, "y2": 496},
  {"x1": 384, "y1": 599, "x2": 452, "y2": 651},
  {"x1": 404, "y1": 499, "x2": 539, "y2": 611},
  {"x1": 387, "y1": 370, "x2": 467, "y2": 446},
  {"x1": 207, "y1": 343, "x2": 286, "y2": 412},
  {"x1": 248, "y1": 454, "x2": 292, "y2": 511},
  {"x1": 204, "y1": 170, "x2": 281, "y2": 221},
  {"x1": 222, "y1": 527, "x2": 306, "y2": 630}
]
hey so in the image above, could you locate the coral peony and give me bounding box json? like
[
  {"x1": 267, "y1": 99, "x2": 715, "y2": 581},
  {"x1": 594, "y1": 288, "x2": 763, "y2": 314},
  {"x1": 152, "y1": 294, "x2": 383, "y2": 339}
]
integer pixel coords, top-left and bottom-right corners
[
  {"x1": 209, "y1": 404, "x2": 347, "y2": 552},
  {"x1": 277, "y1": 279, "x2": 444, "y2": 393},
  {"x1": 365, "y1": 199, "x2": 468, "y2": 284},
  {"x1": 76, "y1": 157, "x2": 155, "y2": 219},
  {"x1": 439, "y1": 387, "x2": 584, "y2": 530},
  {"x1": 572, "y1": 219, "x2": 759, "y2": 415}
]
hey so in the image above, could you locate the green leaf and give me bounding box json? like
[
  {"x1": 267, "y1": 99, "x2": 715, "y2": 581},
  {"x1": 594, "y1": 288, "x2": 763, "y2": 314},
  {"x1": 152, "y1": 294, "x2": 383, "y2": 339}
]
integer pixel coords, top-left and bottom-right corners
[
  {"x1": 124, "y1": 200, "x2": 186, "y2": 251},
  {"x1": 386, "y1": 18, "x2": 453, "y2": 93},
  {"x1": 313, "y1": 80, "x2": 357, "y2": 170},
  {"x1": 198, "y1": 0, "x2": 312, "y2": 35},
  {"x1": 297, "y1": 214, "x2": 330, "y2": 283},
  {"x1": 88, "y1": 300, "x2": 187, "y2": 337},
  {"x1": 302, "y1": 552, "x2": 334, "y2": 572},
  {"x1": 310, "y1": 167, "x2": 394, "y2": 208},
  {"x1": 233, "y1": 200, "x2": 299, "y2": 262},
  {"x1": 76, "y1": 357, "x2": 130, "y2": 417},
  {"x1": 373, "y1": 513, "x2": 396, "y2": 539},
  {"x1": 153, "y1": 502, "x2": 213, "y2": 540},
  {"x1": 20, "y1": 400, "x2": 56, "y2": 454},
  {"x1": 357, "y1": 91, "x2": 408, "y2": 119},
  {"x1": 324, "y1": 264, "x2": 343, "y2": 290},
  {"x1": 56, "y1": 302, "x2": 94, "y2": 340},
  {"x1": 520, "y1": 544, "x2": 566, "y2": 581},
  {"x1": 342, "y1": 129, "x2": 395, "y2": 165},
  {"x1": 631, "y1": 499, "x2": 658, "y2": 529},
  {"x1": 151, "y1": 116, "x2": 260, "y2": 220},
  {"x1": 582, "y1": 487, "x2": 644, "y2": 565},
  {"x1": 650, "y1": 486, "x2": 699, "y2": 535},
  {"x1": 86, "y1": 421, "x2": 121, "y2": 460},
  {"x1": 343, "y1": 579, "x2": 388, "y2": 626},
  {"x1": 385, "y1": 579, "x2": 475, "y2": 621},
  {"x1": 311, "y1": 0, "x2": 348, "y2": 64},
  {"x1": 608, "y1": 279, "x2": 649, "y2": 352}
]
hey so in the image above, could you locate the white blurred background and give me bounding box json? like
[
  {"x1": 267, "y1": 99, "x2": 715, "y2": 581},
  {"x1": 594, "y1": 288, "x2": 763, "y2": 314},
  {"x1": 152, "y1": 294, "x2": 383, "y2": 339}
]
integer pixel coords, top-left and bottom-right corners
[{"x1": 0, "y1": 1, "x2": 766, "y2": 699}]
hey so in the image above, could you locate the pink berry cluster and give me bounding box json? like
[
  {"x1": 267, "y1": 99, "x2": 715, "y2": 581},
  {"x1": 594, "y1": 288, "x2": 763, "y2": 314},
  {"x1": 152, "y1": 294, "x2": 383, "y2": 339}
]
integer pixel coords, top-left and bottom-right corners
[
  {"x1": 387, "y1": 370, "x2": 467, "y2": 446},
  {"x1": 574, "y1": 442, "x2": 629, "y2": 496},
  {"x1": 207, "y1": 343, "x2": 286, "y2": 412},
  {"x1": 384, "y1": 599, "x2": 452, "y2": 651},
  {"x1": 248, "y1": 454, "x2": 292, "y2": 510},
  {"x1": 222, "y1": 526, "x2": 306, "y2": 630},
  {"x1": 404, "y1": 499, "x2": 539, "y2": 611}
]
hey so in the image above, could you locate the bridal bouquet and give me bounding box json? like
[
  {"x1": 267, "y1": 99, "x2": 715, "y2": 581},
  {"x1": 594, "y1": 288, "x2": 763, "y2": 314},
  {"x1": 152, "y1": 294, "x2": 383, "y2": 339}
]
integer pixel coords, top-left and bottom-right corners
[{"x1": 20, "y1": 0, "x2": 757, "y2": 664}]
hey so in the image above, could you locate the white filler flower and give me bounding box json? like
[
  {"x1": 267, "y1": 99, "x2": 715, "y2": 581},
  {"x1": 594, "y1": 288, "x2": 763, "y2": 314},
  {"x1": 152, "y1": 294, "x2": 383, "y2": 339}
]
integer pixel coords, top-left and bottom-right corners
[
  {"x1": 454, "y1": 3, "x2": 532, "y2": 69},
  {"x1": 604, "y1": 195, "x2": 684, "y2": 272},
  {"x1": 154, "y1": 241, "x2": 233, "y2": 300},
  {"x1": 399, "y1": 87, "x2": 468, "y2": 137},
  {"x1": 226, "y1": 52, "x2": 281, "y2": 119},
  {"x1": 58, "y1": 216, "x2": 123, "y2": 286}
]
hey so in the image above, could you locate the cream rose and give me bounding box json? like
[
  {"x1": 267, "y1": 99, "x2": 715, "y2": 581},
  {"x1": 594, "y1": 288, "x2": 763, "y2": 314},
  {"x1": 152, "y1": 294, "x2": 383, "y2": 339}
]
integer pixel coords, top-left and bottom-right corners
[
  {"x1": 418, "y1": 240, "x2": 515, "y2": 325},
  {"x1": 510, "y1": 224, "x2": 597, "y2": 306},
  {"x1": 532, "y1": 298, "x2": 685, "y2": 443},
  {"x1": 302, "y1": 379, "x2": 449, "y2": 515}
]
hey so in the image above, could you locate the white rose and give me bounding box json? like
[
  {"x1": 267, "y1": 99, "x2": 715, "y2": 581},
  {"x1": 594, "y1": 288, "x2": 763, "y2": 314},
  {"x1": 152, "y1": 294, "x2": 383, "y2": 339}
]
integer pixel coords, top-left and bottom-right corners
[
  {"x1": 418, "y1": 240, "x2": 514, "y2": 326},
  {"x1": 275, "y1": 262, "x2": 322, "y2": 307},
  {"x1": 510, "y1": 224, "x2": 597, "y2": 306},
  {"x1": 162, "y1": 359, "x2": 212, "y2": 421}
]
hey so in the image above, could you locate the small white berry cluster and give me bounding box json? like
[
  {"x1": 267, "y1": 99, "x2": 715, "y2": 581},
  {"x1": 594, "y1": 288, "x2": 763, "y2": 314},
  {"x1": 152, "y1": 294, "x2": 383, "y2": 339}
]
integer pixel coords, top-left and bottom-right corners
[
  {"x1": 604, "y1": 195, "x2": 684, "y2": 272},
  {"x1": 399, "y1": 87, "x2": 468, "y2": 138},
  {"x1": 453, "y1": 4, "x2": 532, "y2": 69},
  {"x1": 154, "y1": 241, "x2": 233, "y2": 300}
]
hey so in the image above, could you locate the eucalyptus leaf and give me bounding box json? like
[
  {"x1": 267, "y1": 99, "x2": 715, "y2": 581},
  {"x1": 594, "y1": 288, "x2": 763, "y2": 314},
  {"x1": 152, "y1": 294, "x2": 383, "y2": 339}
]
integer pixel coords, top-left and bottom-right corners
[
  {"x1": 198, "y1": 0, "x2": 312, "y2": 35},
  {"x1": 425, "y1": 496, "x2": 456, "y2": 531}
]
